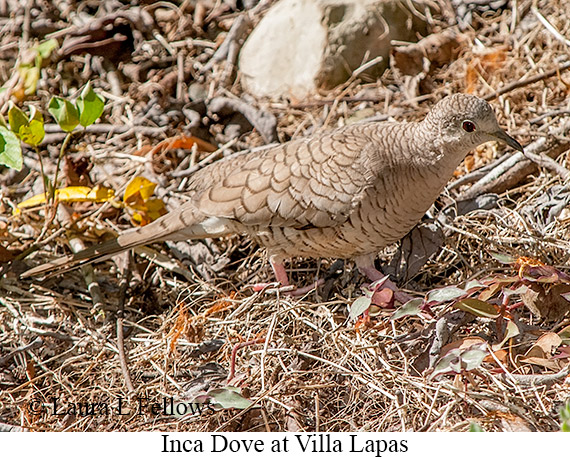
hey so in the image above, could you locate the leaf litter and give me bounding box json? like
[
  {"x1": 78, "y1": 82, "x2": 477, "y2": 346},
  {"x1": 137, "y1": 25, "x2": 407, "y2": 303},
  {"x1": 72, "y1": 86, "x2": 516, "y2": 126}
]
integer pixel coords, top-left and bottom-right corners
[{"x1": 0, "y1": 0, "x2": 569, "y2": 432}]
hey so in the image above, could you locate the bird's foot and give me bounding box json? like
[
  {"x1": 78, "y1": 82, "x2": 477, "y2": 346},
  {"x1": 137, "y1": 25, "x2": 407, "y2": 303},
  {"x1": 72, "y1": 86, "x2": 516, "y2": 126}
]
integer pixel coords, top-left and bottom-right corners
[
  {"x1": 359, "y1": 266, "x2": 414, "y2": 306},
  {"x1": 365, "y1": 280, "x2": 414, "y2": 308},
  {"x1": 250, "y1": 279, "x2": 324, "y2": 296},
  {"x1": 287, "y1": 279, "x2": 325, "y2": 296},
  {"x1": 249, "y1": 257, "x2": 325, "y2": 296}
]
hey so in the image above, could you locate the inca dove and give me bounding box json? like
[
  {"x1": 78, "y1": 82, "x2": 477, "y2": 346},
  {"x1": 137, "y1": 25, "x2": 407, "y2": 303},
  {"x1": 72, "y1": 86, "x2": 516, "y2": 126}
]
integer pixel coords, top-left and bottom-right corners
[{"x1": 23, "y1": 94, "x2": 523, "y2": 299}]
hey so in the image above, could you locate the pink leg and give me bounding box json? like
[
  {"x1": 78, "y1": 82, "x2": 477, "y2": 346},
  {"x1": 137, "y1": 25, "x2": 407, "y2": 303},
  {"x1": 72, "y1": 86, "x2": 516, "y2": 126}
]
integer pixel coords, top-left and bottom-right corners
[
  {"x1": 251, "y1": 257, "x2": 323, "y2": 296},
  {"x1": 269, "y1": 258, "x2": 291, "y2": 286},
  {"x1": 355, "y1": 255, "x2": 413, "y2": 304}
]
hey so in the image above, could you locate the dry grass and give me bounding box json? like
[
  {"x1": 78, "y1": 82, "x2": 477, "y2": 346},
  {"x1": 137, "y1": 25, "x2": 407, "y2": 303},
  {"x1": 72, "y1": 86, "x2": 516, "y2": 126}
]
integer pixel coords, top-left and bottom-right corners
[{"x1": 1, "y1": 0, "x2": 569, "y2": 432}]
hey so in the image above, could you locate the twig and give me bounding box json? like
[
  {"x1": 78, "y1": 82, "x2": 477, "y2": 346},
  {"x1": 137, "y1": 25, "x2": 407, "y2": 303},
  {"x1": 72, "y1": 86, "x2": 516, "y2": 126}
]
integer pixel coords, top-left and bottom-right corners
[
  {"x1": 116, "y1": 253, "x2": 135, "y2": 393},
  {"x1": 459, "y1": 120, "x2": 570, "y2": 199},
  {"x1": 483, "y1": 61, "x2": 570, "y2": 101},
  {"x1": 15, "y1": 226, "x2": 67, "y2": 261},
  {"x1": 170, "y1": 137, "x2": 238, "y2": 178},
  {"x1": 0, "y1": 337, "x2": 43, "y2": 367},
  {"x1": 201, "y1": 15, "x2": 250, "y2": 74},
  {"x1": 0, "y1": 422, "x2": 28, "y2": 432},
  {"x1": 57, "y1": 204, "x2": 105, "y2": 310},
  {"x1": 530, "y1": 108, "x2": 570, "y2": 124},
  {"x1": 289, "y1": 95, "x2": 388, "y2": 109},
  {"x1": 40, "y1": 123, "x2": 168, "y2": 145},
  {"x1": 227, "y1": 336, "x2": 267, "y2": 382},
  {"x1": 447, "y1": 152, "x2": 514, "y2": 191},
  {"x1": 499, "y1": 365, "x2": 570, "y2": 386},
  {"x1": 523, "y1": 149, "x2": 570, "y2": 180},
  {"x1": 532, "y1": 6, "x2": 570, "y2": 47}
]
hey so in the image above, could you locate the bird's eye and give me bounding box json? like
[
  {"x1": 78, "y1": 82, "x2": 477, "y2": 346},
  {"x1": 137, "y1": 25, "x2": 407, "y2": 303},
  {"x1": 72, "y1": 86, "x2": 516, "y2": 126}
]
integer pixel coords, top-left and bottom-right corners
[{"x1": 462, "y1": 121, "x2": 476, "y2": 133}]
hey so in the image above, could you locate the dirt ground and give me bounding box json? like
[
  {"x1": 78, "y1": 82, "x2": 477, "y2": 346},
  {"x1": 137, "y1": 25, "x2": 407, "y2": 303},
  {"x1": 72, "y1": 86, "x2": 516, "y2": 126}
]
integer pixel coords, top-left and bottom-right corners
[{"x1": 1, "y1": 0, "x2": 569, "y2": 431}]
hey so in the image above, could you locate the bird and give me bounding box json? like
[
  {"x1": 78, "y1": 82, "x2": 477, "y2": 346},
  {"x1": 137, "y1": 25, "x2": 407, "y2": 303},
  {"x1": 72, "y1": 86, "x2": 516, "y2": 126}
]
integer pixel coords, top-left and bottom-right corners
[{"x1": 22, "y1": 94, "x2": 523, "y2": 301}]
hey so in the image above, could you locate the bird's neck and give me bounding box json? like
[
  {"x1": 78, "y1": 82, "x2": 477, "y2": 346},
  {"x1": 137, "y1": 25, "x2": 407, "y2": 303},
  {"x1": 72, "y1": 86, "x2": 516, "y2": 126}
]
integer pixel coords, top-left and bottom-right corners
[{"x1": 411, "y1": 121, "x2": 471, "y2": 173}]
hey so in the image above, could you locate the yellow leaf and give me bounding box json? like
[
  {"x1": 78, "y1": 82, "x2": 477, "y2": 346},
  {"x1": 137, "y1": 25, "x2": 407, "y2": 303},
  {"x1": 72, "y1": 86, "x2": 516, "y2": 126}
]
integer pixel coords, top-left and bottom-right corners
[
  {"x1": 55, "y1": 186, "x2": 94, "y2": 201},
  {"x1": 16, "y1": 185, "x2": 115, "y2": 211},
  {"x1": 131, "y1": 211, "x2": 144, "y2": 225},
  {"x1": 17, "y1": 192, "x2": 51, "y2": 209},
  {"x1": 19, "y1": 65, "x2": 40, "y2": 96},
  {"x1": 86, "y1": 185, "x2": 115, "y2": 202},
  {"x1": 144, "y1": 198, "x2": 167, "y2": 221},
  {"x1": 129, "y1": 198, "x2": 167, "y2": 226},
  {"x1": 124, "y1": 176, "x2": 157, "y2": 205}
]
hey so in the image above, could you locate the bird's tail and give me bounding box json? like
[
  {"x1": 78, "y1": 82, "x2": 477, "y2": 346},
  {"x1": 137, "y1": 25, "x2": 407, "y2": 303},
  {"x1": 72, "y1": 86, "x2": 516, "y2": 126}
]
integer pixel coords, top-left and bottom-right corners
[{"x1": 21, "y1": 202, "x2": 232, "y2": 278}]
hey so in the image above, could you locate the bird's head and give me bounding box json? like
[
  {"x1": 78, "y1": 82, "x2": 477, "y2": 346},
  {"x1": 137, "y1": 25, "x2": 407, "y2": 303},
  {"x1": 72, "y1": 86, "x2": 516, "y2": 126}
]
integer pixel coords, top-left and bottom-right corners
[{"x1": 424, "y1": 94, "x2": 523, "y2": 154}]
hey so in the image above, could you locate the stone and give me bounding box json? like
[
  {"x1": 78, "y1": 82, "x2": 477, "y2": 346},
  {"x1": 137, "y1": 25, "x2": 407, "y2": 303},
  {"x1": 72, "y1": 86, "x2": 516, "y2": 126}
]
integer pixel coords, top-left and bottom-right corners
[{"x1": 238, "y1": 0, "x2": 430, "y2": 98}]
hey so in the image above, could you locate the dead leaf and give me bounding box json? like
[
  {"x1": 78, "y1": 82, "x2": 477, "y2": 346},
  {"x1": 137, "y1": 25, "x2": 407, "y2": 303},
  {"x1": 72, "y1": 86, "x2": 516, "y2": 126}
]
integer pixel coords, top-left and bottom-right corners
[
  {"x1": 496, "y1": 413, "x2": 533, "y2": 432},
  {"x1": 64, "y1": 155, "x2": 92, "y2": 186},
  {"x1": 478, "y1": 281, "x2": 504, "y2": 301},
  {"x1": 465, "y1": 48, "x2": 507, "y2": 93},
  {"x1": 518, "y1": 356, "x2": 564, "y2": 371},
  {"x1": 391, "y1": 30, "x2": 463, "y2": 76},
  {"x1": 134, "y1": 135, "x2": 218, "y2": 157},
  {"x1": 525, "y1": 332, "x2": 562, "y2": 359},
  {"x1": 521, "y1": 283, "x2": 570, "y2": 320},
  {"x1": 484, "y1": 349, "x2": 508, "y2": 365},
  {"x1": 440, "y1": 337, "x2": 487, "y2": 357},
  {"x1": 208, "y1": 96, "x2": 278, "y2": 144},
  {"x1": 492, "y1": 320, "x2": 520, "y2": 351},
  {"x1": 124, "y1": 176, "x2": 157, "y2": 205},
  {"x1": 56, "y1": 8, "x2": 154, "y2": 63},
  {"x1": 0, "y1": 245, "x2": 20, "y2": 262}
]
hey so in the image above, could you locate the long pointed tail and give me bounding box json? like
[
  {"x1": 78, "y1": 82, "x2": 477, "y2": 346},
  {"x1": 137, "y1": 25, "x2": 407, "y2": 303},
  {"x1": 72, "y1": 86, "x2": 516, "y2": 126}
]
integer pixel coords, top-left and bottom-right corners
[{"x1": 21, "y1": 202, "x2": 225, "y2": 278}]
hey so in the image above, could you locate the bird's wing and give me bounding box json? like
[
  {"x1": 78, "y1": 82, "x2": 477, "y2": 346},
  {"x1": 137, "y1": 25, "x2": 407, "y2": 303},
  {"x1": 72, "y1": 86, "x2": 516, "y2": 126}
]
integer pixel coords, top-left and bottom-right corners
[{"x1": 190, "y1": 123, "x2": 383, "y2": 229}]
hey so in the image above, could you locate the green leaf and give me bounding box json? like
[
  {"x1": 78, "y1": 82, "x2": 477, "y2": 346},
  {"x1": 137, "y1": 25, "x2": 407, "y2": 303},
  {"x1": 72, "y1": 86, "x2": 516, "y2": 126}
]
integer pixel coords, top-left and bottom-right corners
[
  {"x1": 430, "y1": 351, "x2": 458, "y2": 379},
  {"x1": 454, "y1": 298, "x2": 500, "y2": 319},
  {"x1": 502, "y1": 285, "x2": 529, "y2": 297},
  {"x1": 8, "y1": 103, "x2": 29, "y2": 136},
  {"x1": 207, "y1": 387, "x2": 253, "y2": 410},
  {"x1": 77, "y1": 81, "x2": 105, "y2": 127},
  {"x1": 558, "y1": 325, "x2": 570, "y2": 345},
  {"x1": 469, "y1": 422, "x2": 484, "y2": 432},
  {"x1": 0, "y1": 126, "x2": 23, "y2": 170},
  {"x1": 18, "y1": 106, "x2": 45, "y2": 146},
  {"x1": 349, "y1": 296, "x2": 372, "y2": 320},
  {"x1": 48, "y1": 96, "x2": 79, "y2": 132},
  {"x1": 430, "y1": 344, "x2": 487, "y2": 379},
  {"x1": 492, "y1": 320, "x2": 520, "y2": 351},
  {"x1": 36, "y1": 39, "x2": 58, "y2": 60},
  {"x1": 461, "y1": 346, "x2": 488, "y2": 370},
  {"x1": 369, "y1": 276, "x2": 389, "y2": 291},
  {"x1": 426, "y1": 286, "x2": 466, "y2": 304},
  {"x1": 560, "y1": 402, "x2": 570, "y2": 432},
  {"x1": 463, "y1": 279, "x2": 487, "y2": 292},
  {"x1": 489, "y1": 251, "x2": 517, "y2": 264},
  {"x1": 391, "y1": 298, "x2": 423, "y2": 320}
]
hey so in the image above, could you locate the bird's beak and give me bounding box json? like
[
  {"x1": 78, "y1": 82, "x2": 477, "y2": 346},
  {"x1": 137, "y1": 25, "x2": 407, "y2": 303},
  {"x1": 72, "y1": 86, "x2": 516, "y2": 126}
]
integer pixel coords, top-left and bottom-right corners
[{"x1": 491, "y1": 129, "x2": 524, "y2": 152}]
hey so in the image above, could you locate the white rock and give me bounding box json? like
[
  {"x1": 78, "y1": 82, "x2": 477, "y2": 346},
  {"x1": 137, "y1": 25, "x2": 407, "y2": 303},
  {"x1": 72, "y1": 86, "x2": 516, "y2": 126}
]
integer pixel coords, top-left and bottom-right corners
[{"x1": 239, "y1": 0, "x2": 429, "y2": 98}]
